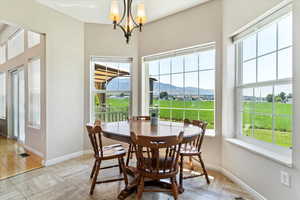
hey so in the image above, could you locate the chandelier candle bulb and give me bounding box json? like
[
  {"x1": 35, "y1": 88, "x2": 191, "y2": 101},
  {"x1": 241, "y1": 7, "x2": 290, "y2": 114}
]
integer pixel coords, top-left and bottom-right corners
[{"x1": 109, "y1": 0, "x2": 120, "y2": 22}]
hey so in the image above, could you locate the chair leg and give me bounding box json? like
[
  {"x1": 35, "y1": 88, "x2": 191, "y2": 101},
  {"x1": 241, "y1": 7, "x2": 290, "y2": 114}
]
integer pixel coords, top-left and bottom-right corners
[
  {"x1": 118, "y1": 159, "x2": 122, "y2": 174},
  {"x1": 171, "y1": 177, "x2": 178, "y2": 200},
  {"x1": 119, "y1": 157, "x2": 128, "y2": 188},
  {"x1": 199, "y1": 155, "x2": 210, "y2": 184},
  {"x1": 90, "y1": 160, "x2": 101, "y2": 195},
  {"x1": 126, "y1": 144, "x2": 132, "y2": 166},
  {"x1": 136, "y1": 176, "x2": 144, "y2": 200},
  {"x1": 90, "y1": 160, "x2": 97, "y2": 179},
  {"x1": 179, "y1": 155, "x2": 184, "y2": 189}
]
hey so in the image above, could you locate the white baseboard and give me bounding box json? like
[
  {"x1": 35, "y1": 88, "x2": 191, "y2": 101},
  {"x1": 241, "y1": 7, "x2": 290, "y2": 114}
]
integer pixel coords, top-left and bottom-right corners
[
  {"x1": 23, "y1": 144, "x2": 44, "y2": 158},
  {"x1": 221, "y1": 168, "x2": 267, "y2": 200},
  {"x1": 44, "y1": 151, "x2": 84, "y2": 166}
]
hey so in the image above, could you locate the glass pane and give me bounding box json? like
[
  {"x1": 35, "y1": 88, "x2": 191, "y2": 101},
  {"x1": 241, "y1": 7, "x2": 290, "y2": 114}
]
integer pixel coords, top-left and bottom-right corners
[
  {"x1": 18, "y1": 69, "x2": 25, "y2": 143},
  {"x1": 159, "y1": 108, "x2": 171, "y2": 121},
  {"x1": 199, "y1": 70, "x2": 215, "y2": 93},
  {"x1": 171, "y1": 56, "x2": 184, "y2": 73},
  {"x1": 0, "y1": 73, "x2": 5, "y2": 118},
  {"x1": 242, "y1": 88, "x2": 254, "y2": 112},
  {"x1": 274, "y1": 84, "x2": 292, "y2": 115},
  {"x1": 278, "y1": 13, "x2": 292, "y2": 49},
  {"x1": 274, "y1": 116, "x2": 292, "y2": 147},
  {"x1": 278, "y1": 47, "x2": 292, "y2": 79},
  {"x1": 119, "y1": 63, "x2": 130, "y2": 73},
  {"x1": 242, "y1": 112, "x2": 253, "y2": 137},
  {"x1": 242, "y1": 60, "x2": 256, "y2": 84},
  {"x1": 199, "y1": 49, "x2": 215, "y2": 70},
  {"x1": 243, "y1": 34, "x2": 256, "y2": 61},
  {"x1": 171, "y1": 73, "x2": 183, "y2": 96},
  {"x1": 159, "y1": 75, "x2": 171, "y2": 107},
  {"x1": 254, "y1": 86, "x2": 273, "y2": 115},
  {"x1": 185, "y1": 72, "x2": 198, "y2": 96},
  {"x1": 257, "y1": 53, "x2": 276, "y2": 82},
  {"x1": 258, "y1": 23, "x2": 277, "y2": 56},
  {"x1": 171, "y1": 109, "x2": 184, "y2": 122},
  {"x1": 184, "y1": 53, "x2": 198, "y2": 72},
  {"x1": 0, "y1": 45, "x2": 6, "y2": 64},
  {"x1": 149, "y1": 60, "x2": 159, "y2": 75},
  {"x1": 28, "y1": 31, "x2": 41, "y2": 48},
  {"x1": 160, "y1": 58, "x2": 171, "y2": 74},
  {"x1": 8, "y1": 30, "x2": 24, "y2": 59},
  {"x1": 28, "y1": 59, "x2": 41, "y2": 128},
  {"x1": 253, "y1": 114, "x2": 273, "y2": 143}
]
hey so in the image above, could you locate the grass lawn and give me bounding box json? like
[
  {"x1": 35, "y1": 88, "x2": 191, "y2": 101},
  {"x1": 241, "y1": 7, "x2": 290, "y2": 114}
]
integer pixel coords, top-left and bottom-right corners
[{"x1": 104, "y1": 98, "x2": 292, "y2": 147}]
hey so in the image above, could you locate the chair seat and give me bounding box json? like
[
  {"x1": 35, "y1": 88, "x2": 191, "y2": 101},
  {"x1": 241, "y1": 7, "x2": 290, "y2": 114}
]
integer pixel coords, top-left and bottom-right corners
[
  {"x1": 100, "y1": 144, "x2": 126, "y2": 160},
  {"x1": 180, "y1": 145, "x2": 201, "y2": 156}
]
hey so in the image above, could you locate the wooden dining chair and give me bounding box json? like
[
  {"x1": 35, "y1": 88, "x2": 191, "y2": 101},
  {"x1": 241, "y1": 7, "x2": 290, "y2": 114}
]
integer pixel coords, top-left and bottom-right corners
[
  {"x1": 126, "y1": 116, "x2": 151, "y2": 166},
  {"x1": 131, "y1": 131, "x2": 184, "y2": 200},
  {"x1": 179, "y1": 119, "x2": 210, "y2": 189},
  {"x1": 86, "y1": 121, "x2": 128, "y2": 195}
]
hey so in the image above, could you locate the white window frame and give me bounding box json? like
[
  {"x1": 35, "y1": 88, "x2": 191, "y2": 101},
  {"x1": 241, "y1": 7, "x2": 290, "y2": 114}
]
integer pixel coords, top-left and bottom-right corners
[
  {"x1": 0, "y1": 72, "x2": 6, "y2": 119},
  {"x1": 89, "y1": 56, "x2": 133, "y2": 122},
  {"x1": 234, "y1": 7, "x2": 293, "y2": 153},
  {"x1": 144, "y1": 43, "x2": 216, "y2": 133}
]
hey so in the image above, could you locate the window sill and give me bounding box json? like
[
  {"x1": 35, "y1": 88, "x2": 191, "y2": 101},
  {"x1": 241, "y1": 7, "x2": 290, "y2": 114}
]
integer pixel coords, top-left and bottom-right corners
[{"x1": 226, "y1": 138, "x2": 292, "y2": 168}]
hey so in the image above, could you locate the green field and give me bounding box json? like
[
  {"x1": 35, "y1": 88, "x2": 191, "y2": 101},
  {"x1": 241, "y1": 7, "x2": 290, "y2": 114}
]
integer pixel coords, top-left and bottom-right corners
[{"x1": 104, "y1": 98, "x2": 292, "y2": 147}]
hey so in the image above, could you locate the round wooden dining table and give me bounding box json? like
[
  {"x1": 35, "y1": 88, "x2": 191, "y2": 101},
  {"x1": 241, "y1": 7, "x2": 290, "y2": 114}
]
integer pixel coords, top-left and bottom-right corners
[
  {"x1": 101, "y1": 120, "x2": 202, "y2": 144},
  {"x1": 101, "y1": 120, "x2": 202, "y2": 199}
]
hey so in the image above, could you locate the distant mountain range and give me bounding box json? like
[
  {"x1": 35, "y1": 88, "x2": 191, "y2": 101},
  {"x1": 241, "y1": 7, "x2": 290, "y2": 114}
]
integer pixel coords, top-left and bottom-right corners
[{"x1": 107, "y1": 78, "x2": 214, "y2": 95}]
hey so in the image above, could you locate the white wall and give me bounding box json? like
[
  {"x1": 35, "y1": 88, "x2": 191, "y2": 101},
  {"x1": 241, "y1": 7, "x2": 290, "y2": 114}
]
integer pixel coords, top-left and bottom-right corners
[
  {"x1": 139, "y1": 0, "x2": 223, "y2": 167},
  {"x1": 83, "y1": 23, "x2": 139, "y2": 149},
  {"x1": 222, "y1": 0, "x2": 300, "y2": 199},
  {"x1": 0, "y1": 0, "x2": 84, "y2": 161}
]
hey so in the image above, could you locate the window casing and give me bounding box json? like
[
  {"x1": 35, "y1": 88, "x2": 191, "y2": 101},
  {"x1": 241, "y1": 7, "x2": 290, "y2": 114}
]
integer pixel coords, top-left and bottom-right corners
[
  {"x1": 145, "y1": 45, "x2": 216, "y2": 131},
  {"x1": 236, "y1": 12, "x2": 292, "y2": 148}
]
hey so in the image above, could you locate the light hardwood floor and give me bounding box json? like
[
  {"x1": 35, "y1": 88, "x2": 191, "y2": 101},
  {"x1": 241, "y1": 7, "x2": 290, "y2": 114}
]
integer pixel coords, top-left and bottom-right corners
[
  {"x1": 0, "y1": 154, "x2": 254, "y2": 200},
  {"x1": 0, "y1": 136, "x2": 43, "y2": 181}
]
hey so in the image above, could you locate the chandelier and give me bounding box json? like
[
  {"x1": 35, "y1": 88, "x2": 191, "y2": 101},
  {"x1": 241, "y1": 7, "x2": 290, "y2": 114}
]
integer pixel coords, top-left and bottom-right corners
[{"x1": 109, "y1": 0, "x2": 146, "y2": 43}]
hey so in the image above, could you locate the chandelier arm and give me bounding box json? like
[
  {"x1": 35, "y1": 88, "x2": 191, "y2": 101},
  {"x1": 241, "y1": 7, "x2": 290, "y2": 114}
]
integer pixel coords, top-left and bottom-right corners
[
  {"x1": 129, "y1": 25, "x2": 140, "y2": 35},
  {"x1": 116, "y1": 23, "x2": 127, "y2": 35},
  {"x1": 117, "y1": 0, "x2": 127, "y2": 25},
  {"x1": 129, "y1": 0, "x2": 139, "y2": 27}
]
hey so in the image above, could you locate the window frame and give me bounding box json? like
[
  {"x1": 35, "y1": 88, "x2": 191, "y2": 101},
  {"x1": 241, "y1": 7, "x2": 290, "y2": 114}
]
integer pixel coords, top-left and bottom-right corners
[
  {"x1": 89, "y1": 56, "x2": 133, "y2": 122},
  {"x1": 145, "y1": 44, "x2": 216, "y2": 133},
  {"x1": 235, "y1": 12, "x2": 293, "y2": 152}
]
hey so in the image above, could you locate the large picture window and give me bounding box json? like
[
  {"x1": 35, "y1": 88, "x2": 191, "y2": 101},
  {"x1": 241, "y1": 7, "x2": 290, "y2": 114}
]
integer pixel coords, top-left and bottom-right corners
[
  {"x1": 90, "y1": 57, "x2": 132, "y2": 122},
  {"x1": 236, "y1": 12, "x2": 292, "y2": 148},
  {"x1": 146, "y1": 45, "x2": 216, "y2": 131}
]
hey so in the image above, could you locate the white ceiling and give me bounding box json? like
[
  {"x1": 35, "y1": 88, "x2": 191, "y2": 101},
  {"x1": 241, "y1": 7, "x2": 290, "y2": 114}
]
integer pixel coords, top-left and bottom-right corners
[{"x1": 36, "y1": 0, "x2": 211, "y2": 24}]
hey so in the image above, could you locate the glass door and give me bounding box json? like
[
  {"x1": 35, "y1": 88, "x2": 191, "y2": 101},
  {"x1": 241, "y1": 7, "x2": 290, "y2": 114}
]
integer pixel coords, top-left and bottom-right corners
[{"x1": 11, "y1": 67, "x2": 25, "y2": 143}]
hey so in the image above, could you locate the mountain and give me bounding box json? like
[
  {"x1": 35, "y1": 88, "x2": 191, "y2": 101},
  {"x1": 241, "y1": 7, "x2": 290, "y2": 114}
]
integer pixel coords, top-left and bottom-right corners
[{"x1": 107, "y1": 78, "x2": 214, "y2": 95}]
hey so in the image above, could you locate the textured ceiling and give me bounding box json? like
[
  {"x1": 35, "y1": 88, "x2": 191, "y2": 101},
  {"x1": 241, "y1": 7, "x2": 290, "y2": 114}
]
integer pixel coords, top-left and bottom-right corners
[{"x1": 36, "y1": 0, "x2": 211, "y2": 24}]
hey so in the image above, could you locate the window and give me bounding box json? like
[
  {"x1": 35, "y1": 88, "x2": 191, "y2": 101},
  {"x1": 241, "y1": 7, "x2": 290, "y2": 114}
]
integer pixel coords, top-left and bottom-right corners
[
  {"x1": 28, "y1": 59, "x2": 41, "y2": 128},
  {"x1": 146, "y1": 45, "x2": 216, "y2": 131},
  {"x1": 90, "y1": 57, "x2": 132, "y2": 122},
  {"x1": 0, "y1": 73, "x2": 6, "y2": 119},
  {"x1": 236, "y1": 12, "x2": 292, "y2": 148},
  {"x1": 0, "y1": 45, "x2": 6, "y2": 64},
  {"x1": 8, "y1": 30, "x2": 24, "y2": 59},
  {"x1": 28, "y1": 31, "x2": 41, "y2": 48}
]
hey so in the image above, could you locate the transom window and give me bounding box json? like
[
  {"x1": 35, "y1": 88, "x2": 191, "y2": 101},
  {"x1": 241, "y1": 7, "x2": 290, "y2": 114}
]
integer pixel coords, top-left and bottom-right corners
[
  {"x1": 145, "y1": 44, "x2": 216, "y2": 131},
  {"x1": 236, "y1": 12, "x2": 292, "y2": 148}
]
